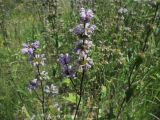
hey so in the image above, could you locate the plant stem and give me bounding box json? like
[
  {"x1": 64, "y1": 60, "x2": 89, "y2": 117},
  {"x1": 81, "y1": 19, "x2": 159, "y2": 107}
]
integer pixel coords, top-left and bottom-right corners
[
  {"x1": 65, "y1": 64, "x2": 77, "y2": 93},
  {"x1": 73, "y1": 22, "x2": 87, "y2": 119},
  {"x1": 34, "y1": 89, "x2": 42, "y2": 102},
  {"x1": 142, "y1": 4, "x2": 159, "y2": 52},
  {"x1": 40, "y1": 80, "x2": 45, "y2": 120},
  {"x1": 36, "y1": 65, "x2": 45, "y2": 120},
  {"x1": 128, "y1": 63, "x2": 136, "y2": 89},
  {"x1": 74, "y1": 69, "x2": 85, "y2": 120},
  {"x1": 115, "y1": 98, "x2": 125, "y2": 120}
]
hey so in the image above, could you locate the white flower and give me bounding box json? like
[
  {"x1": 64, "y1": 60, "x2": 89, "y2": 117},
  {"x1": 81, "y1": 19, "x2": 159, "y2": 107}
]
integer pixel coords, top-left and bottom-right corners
[
  {"x1": 118, "y1": 7, "x2": 128, "y2": 14},
  {"x1": 39, "y1": 71, "x2": 49, "y2": 80},
  {"x1": 124, "y1": 27, "x2": 131, "y2": 32},
  {"x1": 44, "y1": 84, "x2": 58, "y2": 95},
  {"x1": 32, "y1": 54, "x2": 46, "y2": 66}
]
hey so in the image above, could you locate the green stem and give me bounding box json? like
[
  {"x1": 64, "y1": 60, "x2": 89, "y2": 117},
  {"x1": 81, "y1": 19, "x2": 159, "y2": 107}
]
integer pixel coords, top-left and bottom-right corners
[{"x1": 74, "y1": 70, "x2": 85, "y2": 120}]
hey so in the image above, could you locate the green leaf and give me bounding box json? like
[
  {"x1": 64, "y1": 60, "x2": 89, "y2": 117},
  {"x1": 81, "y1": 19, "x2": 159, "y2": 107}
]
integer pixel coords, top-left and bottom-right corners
[
  {"x1": 63, "y1": 93, "x2": 76, "y2": 103},
  {"x1": 21, "y1": 106, "x2": 30, "y2": 119},
  {"x1": 94, "y1": 15, "x2": 100, "y2": 22},
  {"x1": 101, "y1": 85, "x2": 106, "y2": 95},
  {"x1": 16, "y1": 89, "x2": 28, "y2": 97},
  {"x1": 62, "y1": 78, "x2": 71, "y2": 84}
]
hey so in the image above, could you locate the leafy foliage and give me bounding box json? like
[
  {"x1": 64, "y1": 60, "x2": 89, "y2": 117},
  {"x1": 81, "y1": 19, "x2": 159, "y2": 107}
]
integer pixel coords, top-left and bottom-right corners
[{"x1": 0, "y1": 0, "x2": 160, "y2": 120}]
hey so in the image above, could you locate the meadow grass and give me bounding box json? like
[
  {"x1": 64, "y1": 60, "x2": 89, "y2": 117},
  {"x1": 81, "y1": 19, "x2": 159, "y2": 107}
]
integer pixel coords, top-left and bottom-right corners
[{"x1": 0, "y1": 0, "x2": 160, "y2": 120}]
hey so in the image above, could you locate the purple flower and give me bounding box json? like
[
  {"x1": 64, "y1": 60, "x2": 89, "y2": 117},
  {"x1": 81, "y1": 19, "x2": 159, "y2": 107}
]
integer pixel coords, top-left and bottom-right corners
[
  {"x1": 74, "y1": 40, "x2": 94, "y2": 58},
  {"x1": 87, "y1": 24, "x2": 96, "y2": 35},
  {"x1": 21, "y1": 41, "x2": 40, "y2": 55},
  {"x1": 58, "y1": 53, "x2": 76, "y2": 78},
  {"x1": 58, "y1": 53, "x2": 70, "y2": 65},
  {"x1": 78, "y1": 57, "x2": 94, "y2": 71},
  {"x1": 21, "y1": 43, "x2": 34, "y2": 55},
  {"x1": 73, "y1": 24, "x2": 84, "y2": 36},
  {"x1": 86, "y1": 9, "x2": 94, "y2": 21},
  {"x1": 28, "y1": 79, "x2": 38, "y2": 92},
  {"x1": 62, "y1": 65, "x2": 76, "y2": 78},
  {"x1": 73, "y1": 23, "x2": 96, "y2": 37},
  {"x1": 80, "y1": 8, "x2": 93, "y2": 23},
  {"x1": 80, "y1": 8, "x2": 86, "y2": 22},
  {"x1": 31, "y1": 41, "x2": 40, "y2": 49}
]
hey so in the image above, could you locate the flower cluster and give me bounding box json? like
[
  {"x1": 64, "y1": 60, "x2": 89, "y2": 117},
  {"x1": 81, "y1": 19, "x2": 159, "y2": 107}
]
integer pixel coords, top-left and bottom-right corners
[
  {"x1": 74, "y1": 39, "x2": 94, "y2": 58},
  {"x1": 58, "y1": 53, "x2": 76, "y2": 78},
  {"x1": 28, "y1": 79, "x2": 39, "y2": 92},
  {"x1": 80, "y1": 8, "x2": 93, "y2": 23},
  {"x1": 28, "y1": 70, "x2": 51, "y2": 92},
  {"x1": 118, "y1": 7, "x2": 128, "y2": 20},
  {"x1": 74, "y1": 8, "x2": 95, "y2": 71},
  {"x1": 44, "y1": 84, "x2": 59, "y2": 96},
  {"x1": 58, "y1": 8, "x2": 95, "y2": 78},
  {"x1": 32, "y1": 54, "x2": 46, "y2": 66},
  {"x1": 21, "y1": 41, "x2": 58, "y2": 94},
  {"x1": 73, "y1": 23, "x2": 96, "y2": 37},
  {"x1": 118, "y1": 7, "x2": 128, "y2": 14},
  {"x1": 21, "y1": 41, "x2": 40, "y2": 55},
  {"x1": 39, "y1": 71, "x2": 50, "y2": 80},
  {"x1": 21, "y1": 41, "x2": 46, "y2": 66}
]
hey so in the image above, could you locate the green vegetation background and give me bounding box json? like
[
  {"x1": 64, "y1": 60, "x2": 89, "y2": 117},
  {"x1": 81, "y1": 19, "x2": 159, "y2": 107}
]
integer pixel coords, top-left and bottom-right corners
[{"x1": 0, "y1": 0, "x2": 160, "y2": 119}]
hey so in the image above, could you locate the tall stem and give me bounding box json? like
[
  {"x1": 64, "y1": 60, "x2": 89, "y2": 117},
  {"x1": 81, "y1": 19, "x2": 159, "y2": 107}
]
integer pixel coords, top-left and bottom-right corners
[
  {"x1": 74, "y1": 70, "x2": 85, "y2": 120},
  {"x1": 36, "y1": 65, "x2": 45, "y2": 120},
  {"x1": 74, "y1": 22, "x2": 86, "y2": 120}
]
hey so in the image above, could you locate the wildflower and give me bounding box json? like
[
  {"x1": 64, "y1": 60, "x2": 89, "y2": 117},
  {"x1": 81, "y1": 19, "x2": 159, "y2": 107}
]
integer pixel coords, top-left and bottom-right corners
[
  {"x1": 32, "y1": 54, "x2": 46, "y2": 66},
  {"x1": 78, "y1": 57, "x2": 94, "y2": 71},
  {"x1": 58, "y1": 53, "x2": 76, "y2": 78},
  {"x1": 44, "y1": 84, "x2": 58, "y2": 95},
  {"x1": 74, "y1": 40, "x2": 94, "y2": 58},
  {"x1": 73, "y1": 24, "x2": 84, "y2": 36},
  {"x1": 124, "y1": 27, "x2": 131, "y2": 32},
  {"x1": 73, "y1": 23, "x2": 96, "y2": 37},
  {"x1": 62, "y1": 65, "x2": 76, "y2": 78},
  {"x1": 73, "y1": 8, "x2": 95, "y2": 71},
  {"x1": 80, "y1": 8, "x2": 93, "y2": 23},
  {"x1": 28, "y1": 79, "x2": 39, "y2": 92},
  {"x1": 86, "y1": 24, "x2": 96, "y2": 35},
  {"x1": 21, "y1": 41, "x2": 40, "y2": 55},
  {"x1": 58, "y1": 53, "x2": 70, "y2": 65},
  {"x1": 39, "y1": 71, "x2": 50, "y2": 80},
  {"x1": 118, "y1": 7, "x2": 128, "y2": 14},
  {"x1": 31, "y1": 41, "x2": 40, "y2": 49}
]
